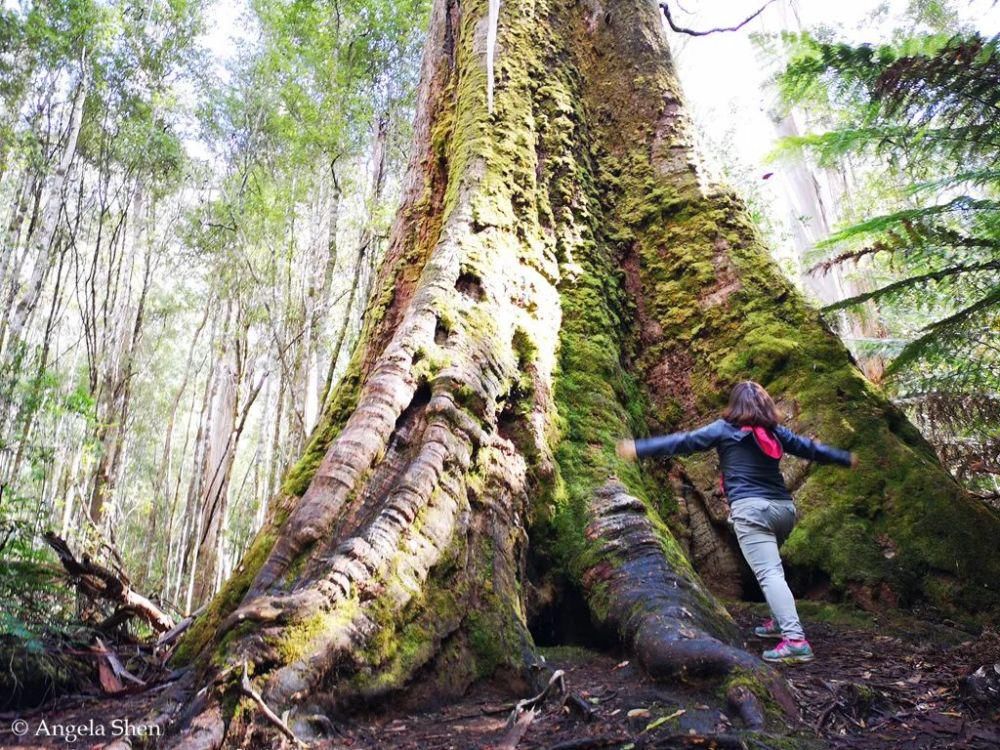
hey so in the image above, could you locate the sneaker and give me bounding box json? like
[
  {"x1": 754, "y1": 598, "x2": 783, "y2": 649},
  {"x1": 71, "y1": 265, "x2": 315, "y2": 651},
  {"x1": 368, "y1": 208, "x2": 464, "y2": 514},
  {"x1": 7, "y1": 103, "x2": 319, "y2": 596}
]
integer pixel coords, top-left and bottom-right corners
[
  {"x1": 753, "y1": 618, "x2": 782, "y2": 640},
  {"x1": 763, "y1": 639, "x2": 814, "y2": 664}
]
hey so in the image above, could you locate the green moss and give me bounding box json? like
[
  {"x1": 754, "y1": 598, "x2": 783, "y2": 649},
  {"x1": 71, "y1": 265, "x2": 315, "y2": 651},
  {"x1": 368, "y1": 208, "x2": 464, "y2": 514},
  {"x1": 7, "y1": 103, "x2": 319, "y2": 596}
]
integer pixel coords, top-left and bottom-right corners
[
  {"x1": 271, "y1": 603, "x2": 358, "y2": 665},
  {"x1": 779, "y1": 600, "x2": 874, "y2": 630},
  {"x1": 338, "y1": 437, "x2": 534, "y2": 696},
  {"x1": 174, "y1": 523, "x2": 281, "y2": 664},
  {"x1": 567, "y1": 0, "x2": 1000, "y2": 617},
  {"x1": 537, "y1": 644, "x2": 599, "y2": 662},
  {"x1": 506, "y1": 0, "x2": 718, "y2": 643},
  {"x1": 357, "y1": 598, "x2": 441, "y2": 692},
  {"x1": 721, "y1": 668, "x2": 788, "y2": 730},
  {"x1": 716, "y1": 320, "x2": 802, "y2": 385},
  {"x1": 600, "y1": 101, "x2": 1000, "y2": 614},
  {"x1": 282, "y1": 350, "x2": 363, "y2": 497}
]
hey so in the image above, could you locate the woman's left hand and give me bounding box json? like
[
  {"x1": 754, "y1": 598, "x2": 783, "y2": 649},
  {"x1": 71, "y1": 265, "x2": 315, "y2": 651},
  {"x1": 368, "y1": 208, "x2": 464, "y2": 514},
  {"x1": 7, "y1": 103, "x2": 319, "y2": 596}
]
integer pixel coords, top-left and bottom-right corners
[{"x1": 616, "y1": 439, "x2": 637, "y2": 461}]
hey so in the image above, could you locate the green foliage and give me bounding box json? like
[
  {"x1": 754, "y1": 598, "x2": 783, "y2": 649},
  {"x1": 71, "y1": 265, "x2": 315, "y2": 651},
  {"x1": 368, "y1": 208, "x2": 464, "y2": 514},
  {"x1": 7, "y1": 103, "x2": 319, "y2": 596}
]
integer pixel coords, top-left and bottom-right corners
[
  {"x1": 0, "y1": 0, "x2": 429, "y2": 622},
  {"x1": 773, "y1": 29, "x2": 1000, "y2": 494},
  {"x1": 0, "y1": 489, "x2": 92, "y2": 707}
]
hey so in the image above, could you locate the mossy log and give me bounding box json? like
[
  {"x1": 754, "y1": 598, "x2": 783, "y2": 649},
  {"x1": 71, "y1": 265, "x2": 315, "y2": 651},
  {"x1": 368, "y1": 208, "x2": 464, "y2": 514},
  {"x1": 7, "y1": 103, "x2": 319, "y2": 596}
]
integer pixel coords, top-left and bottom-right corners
[{"x1": 165, "y1": 0, "x2": 1000, "y2": 746}]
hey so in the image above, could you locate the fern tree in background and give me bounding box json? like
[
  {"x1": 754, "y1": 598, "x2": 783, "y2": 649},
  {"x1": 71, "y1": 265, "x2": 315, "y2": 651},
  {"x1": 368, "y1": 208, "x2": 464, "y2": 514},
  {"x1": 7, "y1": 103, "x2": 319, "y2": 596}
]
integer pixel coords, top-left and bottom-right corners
[{"x1": 775, "y1": 31, "x2": 1000, "y2": 498}]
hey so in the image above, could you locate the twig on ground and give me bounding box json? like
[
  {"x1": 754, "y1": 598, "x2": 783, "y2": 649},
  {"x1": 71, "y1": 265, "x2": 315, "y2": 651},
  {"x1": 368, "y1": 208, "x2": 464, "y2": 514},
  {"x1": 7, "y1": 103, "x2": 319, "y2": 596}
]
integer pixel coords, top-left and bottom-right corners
[
  {"x1": 563, "y1": 692, "x2": 597, "y2": 722},
  {"x1": 239, "y1": 660, "x2": 305, "y2": 747},
  {"x1": 495, "y1": 707, "x2": 536, "y2": 749},
  {"x1": 506, "y1": 669, "x2": 566, "y2": 726},
  {"x1": 813, "y1": 700, "x2": 841, "y2": 732}
]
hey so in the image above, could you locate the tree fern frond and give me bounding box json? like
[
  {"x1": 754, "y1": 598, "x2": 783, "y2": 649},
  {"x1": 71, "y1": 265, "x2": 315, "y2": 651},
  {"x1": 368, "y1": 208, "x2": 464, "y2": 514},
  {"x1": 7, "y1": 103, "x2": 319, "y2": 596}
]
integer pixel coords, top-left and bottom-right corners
[
  {"x1": 907, "y1": 168, "x2": 1000, "y2": 193},
  {"x1": 822, "y1": 260, "x2": 1000, "y2": 311},
  {"x1": 887, "y1": 285, "x2": 1000, "y2": 373},
  {"x1": 808, "y1": 244, "x2": 888, "y2": 275},
  {"x1": 819, "y1": 196, "x2": 1000, "y2": 247}
]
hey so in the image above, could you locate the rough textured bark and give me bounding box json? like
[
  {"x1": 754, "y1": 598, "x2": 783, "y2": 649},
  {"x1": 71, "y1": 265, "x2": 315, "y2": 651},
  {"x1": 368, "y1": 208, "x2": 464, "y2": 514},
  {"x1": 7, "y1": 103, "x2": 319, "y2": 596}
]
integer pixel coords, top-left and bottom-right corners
[{"x1": 167, "y1": 0, "x2": 1000, "y2": 746}]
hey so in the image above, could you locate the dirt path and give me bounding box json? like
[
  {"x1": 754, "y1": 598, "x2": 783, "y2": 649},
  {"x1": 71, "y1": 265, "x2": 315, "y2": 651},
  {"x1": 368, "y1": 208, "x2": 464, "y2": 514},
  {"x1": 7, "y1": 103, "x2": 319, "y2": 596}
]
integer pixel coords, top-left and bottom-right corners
[{"x1": 2, "y1": 605, "x2": 997, "y2": 749}]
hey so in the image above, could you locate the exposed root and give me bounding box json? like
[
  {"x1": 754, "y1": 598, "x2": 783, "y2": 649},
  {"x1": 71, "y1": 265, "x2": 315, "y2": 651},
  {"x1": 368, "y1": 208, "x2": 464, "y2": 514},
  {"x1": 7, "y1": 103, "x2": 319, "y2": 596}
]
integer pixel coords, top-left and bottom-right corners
[
  {"x1": 166, "y1": 700, "x2": 226, "y2": 750},
  {"x1": 584, "y1": 482, "x2": 760, "y2": 681},
  {"x1": 726, "y1": 683, "x2": 765, "y2": 729}
]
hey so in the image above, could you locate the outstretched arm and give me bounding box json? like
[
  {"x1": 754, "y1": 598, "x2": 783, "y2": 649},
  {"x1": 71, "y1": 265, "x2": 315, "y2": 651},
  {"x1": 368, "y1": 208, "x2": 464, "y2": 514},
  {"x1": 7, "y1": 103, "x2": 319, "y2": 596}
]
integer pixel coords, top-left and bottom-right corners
[
  {"x1": 774, "y1": 426, "x2": 855, "y2": 467},
  {"x1": 618, "y1": 420, "x2": 728, "y2": 461}
]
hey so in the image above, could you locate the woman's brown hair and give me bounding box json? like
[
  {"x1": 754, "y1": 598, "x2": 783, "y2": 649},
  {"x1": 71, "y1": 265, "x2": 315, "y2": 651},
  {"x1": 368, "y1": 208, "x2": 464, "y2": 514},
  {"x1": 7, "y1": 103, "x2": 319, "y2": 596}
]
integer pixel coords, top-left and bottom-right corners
[{"x1": 722, "y1": 381, "x2": 781, "y2": 429}]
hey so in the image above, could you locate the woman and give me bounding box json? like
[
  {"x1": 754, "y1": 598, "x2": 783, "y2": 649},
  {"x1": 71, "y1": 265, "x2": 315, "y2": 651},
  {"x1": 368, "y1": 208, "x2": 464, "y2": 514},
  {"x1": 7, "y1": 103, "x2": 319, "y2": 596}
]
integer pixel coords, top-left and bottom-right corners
[{"x1": 616, "y1": 381, "x2": 857, "y2": 664}]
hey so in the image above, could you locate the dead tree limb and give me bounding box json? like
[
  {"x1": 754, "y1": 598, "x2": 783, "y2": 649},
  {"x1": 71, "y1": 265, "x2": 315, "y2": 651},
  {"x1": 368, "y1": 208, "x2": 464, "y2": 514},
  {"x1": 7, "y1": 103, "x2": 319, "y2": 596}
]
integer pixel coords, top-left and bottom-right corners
[
  {"x1": 658, "y1": 0, "x2": 777, "y2": 36},
  {"x1": 43, "y1": 531, "x2": 174, "y2": 633}
]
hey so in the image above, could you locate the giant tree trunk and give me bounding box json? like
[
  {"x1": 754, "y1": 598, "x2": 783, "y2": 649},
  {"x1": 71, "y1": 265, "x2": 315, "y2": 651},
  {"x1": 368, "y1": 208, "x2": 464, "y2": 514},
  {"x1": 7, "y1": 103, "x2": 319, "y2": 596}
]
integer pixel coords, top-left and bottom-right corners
[{"x1": 168, "y1": 0, "x2": 1000, "y2": 746}]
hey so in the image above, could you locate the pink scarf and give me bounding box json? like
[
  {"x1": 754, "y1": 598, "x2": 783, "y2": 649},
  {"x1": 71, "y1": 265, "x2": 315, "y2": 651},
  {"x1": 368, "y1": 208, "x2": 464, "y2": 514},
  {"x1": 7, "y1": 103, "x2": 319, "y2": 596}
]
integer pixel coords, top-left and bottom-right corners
[{"x1": 742, "y1": 425, "x2": 783, "y2": 459}]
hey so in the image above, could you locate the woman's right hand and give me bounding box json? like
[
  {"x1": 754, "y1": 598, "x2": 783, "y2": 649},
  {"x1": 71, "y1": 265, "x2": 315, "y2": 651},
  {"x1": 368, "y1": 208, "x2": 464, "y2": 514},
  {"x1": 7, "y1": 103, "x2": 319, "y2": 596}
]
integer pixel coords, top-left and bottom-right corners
[
  {"x1": 850, "y1": 453, "x2": 860, "y2": 469},
  {"x1": 616, "y1": 439, "x2": 637, "y2": 461}
]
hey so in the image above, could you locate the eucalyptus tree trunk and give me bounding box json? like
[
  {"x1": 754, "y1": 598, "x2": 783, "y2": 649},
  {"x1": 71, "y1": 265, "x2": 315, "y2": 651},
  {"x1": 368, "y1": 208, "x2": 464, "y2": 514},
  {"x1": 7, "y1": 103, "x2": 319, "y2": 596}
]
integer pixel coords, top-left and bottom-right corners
[
  {"x1": 168, "y1": 1, "x2": 1000, "y2": 746},
  {"x1": 189, "y1": 344, "x2": 239, "y2": 607},
  {"x1": 2, "y1": 58, "x2": 88, "y2": 361},
  {"x1": 86, "y1": 188, "x2": 154, "y2": 525},
  {"x1": 320, "y1": 118, "x2": 390, "y2": 412},
  {"x1": 191, "y1": 331, "x2": 267, "y2": 607},
  {"x1": 0, "y1": 171, "x2": 36, "y2": 298}
]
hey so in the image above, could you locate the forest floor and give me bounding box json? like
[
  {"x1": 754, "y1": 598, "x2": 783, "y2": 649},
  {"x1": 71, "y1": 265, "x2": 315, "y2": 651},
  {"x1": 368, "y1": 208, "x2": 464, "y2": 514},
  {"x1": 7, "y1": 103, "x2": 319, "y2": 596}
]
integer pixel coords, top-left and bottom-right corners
[{"x1": 2, "y1": 602, "x2": 998, "y2": 750}]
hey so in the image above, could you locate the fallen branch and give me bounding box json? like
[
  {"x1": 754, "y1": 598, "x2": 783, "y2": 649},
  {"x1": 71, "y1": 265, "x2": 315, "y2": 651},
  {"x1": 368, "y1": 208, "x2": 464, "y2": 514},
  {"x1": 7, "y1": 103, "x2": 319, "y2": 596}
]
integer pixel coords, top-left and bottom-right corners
[
  {"x1": 495, "y1": 707, "x2": 536, "y2": 750},
  {"x1": 43, "y1": 531, "x2": 174, "y2": 633},
  {"x1": 240, "y1": 661, "x2": 304, "y2": 747},
  {"x1": 658, "y1": 0, "x2": 777, "y2": 37},
  {"x1": 156, "y1": 605, "x2": 206, "y2": 648},
  {"x1": 94, "y1": 637, "x2": 145, "y2": 686},
  {"x1": 506, "y1": 669, "x2": 565, "y2": 728}
]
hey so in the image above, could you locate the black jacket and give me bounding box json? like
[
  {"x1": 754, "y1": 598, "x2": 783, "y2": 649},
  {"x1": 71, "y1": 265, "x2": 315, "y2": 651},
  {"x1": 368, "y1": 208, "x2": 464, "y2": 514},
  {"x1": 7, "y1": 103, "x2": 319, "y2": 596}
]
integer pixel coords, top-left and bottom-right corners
[{"x1": 634, "y1": 419, "x2": 852, "y2": 504}]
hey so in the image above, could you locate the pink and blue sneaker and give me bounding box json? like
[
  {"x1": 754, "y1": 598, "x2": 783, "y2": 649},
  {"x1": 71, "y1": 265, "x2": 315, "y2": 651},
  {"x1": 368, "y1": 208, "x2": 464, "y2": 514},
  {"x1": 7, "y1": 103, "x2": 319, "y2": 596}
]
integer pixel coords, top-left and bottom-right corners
[
  {"x1": 763, "y1": 638, "x2": 814, "y2": 664},
  {"x1": 753, "y1": 618, "x2": 782, "y2": 640}
]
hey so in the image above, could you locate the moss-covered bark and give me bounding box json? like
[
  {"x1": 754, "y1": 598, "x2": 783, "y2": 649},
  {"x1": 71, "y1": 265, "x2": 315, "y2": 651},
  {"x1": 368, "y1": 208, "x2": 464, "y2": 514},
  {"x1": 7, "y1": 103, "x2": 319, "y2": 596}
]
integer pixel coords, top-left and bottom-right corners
[
  {"x1": 166, "y1": 0, "x2": 999, "y2": 747},
  {"x1": 572, "y1": 0, "x2": 1000, "y2": 617}
]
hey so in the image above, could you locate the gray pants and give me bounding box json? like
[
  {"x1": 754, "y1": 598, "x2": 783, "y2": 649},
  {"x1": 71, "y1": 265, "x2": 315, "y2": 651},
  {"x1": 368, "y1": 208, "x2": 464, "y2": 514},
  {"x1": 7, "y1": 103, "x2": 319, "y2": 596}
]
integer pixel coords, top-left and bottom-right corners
[{"x1": 729, "y1": 497, "x2": 805, "y2": 641}]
